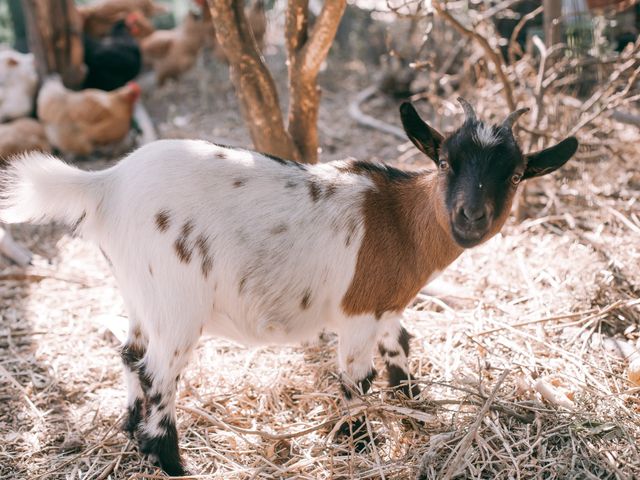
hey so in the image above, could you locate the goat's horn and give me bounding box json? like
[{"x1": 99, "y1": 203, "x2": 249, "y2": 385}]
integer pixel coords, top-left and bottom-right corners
[
  {"x1": 502, "y1": 108, "x2": 530, "y2": 130},
  {"x1": 457, "y1": 97, "x2": 477, "y2": 122}
]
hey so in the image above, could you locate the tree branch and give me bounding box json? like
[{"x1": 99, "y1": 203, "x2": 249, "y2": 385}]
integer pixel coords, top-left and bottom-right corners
[
  {"x1": 286, "y1": 0, "x2": 346, "y2": 163},
  {"x1": 207, "y1": 0, "x2": 300, "y2": 161},
  {"x1": 299, "y1": 0, "x2": 346, "y2": 78},
  {"x1": 433, "y1": 0, "x2": 516, "y2": 111}
]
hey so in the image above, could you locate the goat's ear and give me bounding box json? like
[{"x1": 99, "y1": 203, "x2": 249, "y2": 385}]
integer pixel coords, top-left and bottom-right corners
[
  {"x1": 399, "y1": 103, "x2": 444, "y2": 163},
  {"x1": 523, "y1": 137, "x2": 578, "y2": 180}
]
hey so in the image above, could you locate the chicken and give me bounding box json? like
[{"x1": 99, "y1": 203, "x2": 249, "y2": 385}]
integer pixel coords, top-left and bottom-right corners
[
  {"x1": 37, "y1": 76, "x2": 140, "y2": 156},
  {"x1": 0, "y1": 118, "x2": 50, "y2": 162},
  {"x1": 79, "y1": 0, "x2": 166, "y2": 38},
  {"x1": 83, "y1": 20, "x2": 142, "y2": 91},
  {"x1": 0, "y1": 49, "x2": 38, "y2": 122},
  {"x1": 140, "y1": 12, "x2": 209, "y2": 86},
  {"x1": 124, "y1": 10, "x2": 156, "y2": 40}
]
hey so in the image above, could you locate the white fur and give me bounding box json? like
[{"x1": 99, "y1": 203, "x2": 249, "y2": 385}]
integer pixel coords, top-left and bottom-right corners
[
  {"x1": 0, "y1": 141, "x2": 370, "y2": 349},
  {"x1": 473, "y1": 123, "x2": 499, "y2": 148},
  {"x1": 0, "y1": 140, "x2": 429, "y2": 464}
]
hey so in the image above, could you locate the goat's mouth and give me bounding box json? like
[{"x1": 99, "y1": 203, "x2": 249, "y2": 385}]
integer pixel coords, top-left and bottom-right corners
[{"x1": 450, "y1": 221, "x2": 489, "y2": 248}]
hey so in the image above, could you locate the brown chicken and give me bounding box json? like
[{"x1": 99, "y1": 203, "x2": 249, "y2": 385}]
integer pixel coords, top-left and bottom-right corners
[
  {"x1": 79, "y1": 0, "x2": 165, "y2": 38},
  {"x1": 124, "y1": 10, "x2": 156, "y2": 40},
  {"x1": 0, "y1": 118, "x2": 50, "y2": 161},
  {"x1": 140, "y1": 12, "x2": 209, "y2": 86},
  {"x1": 37, "y1": 76, "x2": 140, "y2": 156}
]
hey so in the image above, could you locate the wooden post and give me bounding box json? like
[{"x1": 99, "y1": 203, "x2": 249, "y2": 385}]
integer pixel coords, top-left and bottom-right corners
[
  {"x1": 21, "y1": 0, "x2": 85, "y2": 88},
  {"x1": 543, "y1": 0, "x2": 562, "y2": 46}
]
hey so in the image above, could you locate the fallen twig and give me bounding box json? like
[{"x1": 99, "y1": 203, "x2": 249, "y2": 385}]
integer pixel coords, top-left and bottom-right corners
[{"x1": 348, "y1": 85, "x2": 407, "y2": 139}]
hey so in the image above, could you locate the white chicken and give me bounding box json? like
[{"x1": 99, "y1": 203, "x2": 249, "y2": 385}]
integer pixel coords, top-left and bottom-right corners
[{"x1": 0, "y1": 49, "x2": 38, "y2": 122}]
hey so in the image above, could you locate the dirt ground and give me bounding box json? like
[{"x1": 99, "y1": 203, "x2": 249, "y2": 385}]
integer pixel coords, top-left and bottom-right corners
[{"x1": 1, "y1": 47, "x2": 640, "y2": 479}]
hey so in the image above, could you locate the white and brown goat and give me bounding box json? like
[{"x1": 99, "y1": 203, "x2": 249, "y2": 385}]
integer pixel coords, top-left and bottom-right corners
[{"x1": 0, "y1": 99, "x2": 578, "y2": 475}]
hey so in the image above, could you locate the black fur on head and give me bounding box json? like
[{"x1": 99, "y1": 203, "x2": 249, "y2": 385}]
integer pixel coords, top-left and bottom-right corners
[{"x1": 400, "y1": 99, "x2": 578, "y2": 248}]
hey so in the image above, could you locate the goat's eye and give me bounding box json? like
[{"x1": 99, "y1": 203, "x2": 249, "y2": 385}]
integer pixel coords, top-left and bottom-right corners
[
  {"x1": 511, "y1": 173, "x2": 522, "y2": 185},
  {"x1": 438, "y1": 161, "x2": 449, "y2": 171}
]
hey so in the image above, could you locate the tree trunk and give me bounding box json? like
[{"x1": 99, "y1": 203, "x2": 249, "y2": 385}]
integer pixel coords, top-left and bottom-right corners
[
  {"x1": 21, "y1": 0, "x2": 85, "y2": 88},
  {"x1": 207, "y1": 0, "x2": 300, "y2": 161},
  {"x1": 207, "y1": 0, "x2": 346, "y2": 164},
  {"x1": 286, "y1": 0, "x2": 346, "y2": 163}
]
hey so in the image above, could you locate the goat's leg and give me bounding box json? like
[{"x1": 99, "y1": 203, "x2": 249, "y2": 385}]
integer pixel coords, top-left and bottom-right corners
[
  {"x1": 120, "y1": 321, "x2": 148, "y2": 437},
  {"x1": 377, "y1": 316, "x2": 420, "y2": 398},
  {"x1": 135, "y1": 336, "x2": 195, "y2": 477},
  {"x1": 336, "y1": 315, "x2": 379, "y2": 450}
]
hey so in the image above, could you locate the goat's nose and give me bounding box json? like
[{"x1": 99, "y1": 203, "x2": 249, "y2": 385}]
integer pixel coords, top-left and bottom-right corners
[{"x1": 459, "y1": 205, "x2": 486, "y2": 222}]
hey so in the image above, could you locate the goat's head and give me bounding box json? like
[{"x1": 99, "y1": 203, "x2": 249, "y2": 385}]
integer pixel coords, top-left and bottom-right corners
[{"x1": 400, "y1": 99, "x2": 578, "y2": 248}]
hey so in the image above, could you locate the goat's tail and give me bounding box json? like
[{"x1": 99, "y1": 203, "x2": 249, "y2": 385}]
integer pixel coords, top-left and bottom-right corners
[{"x1": 0, "y1": 152, "x2": 107, "y2": 227}]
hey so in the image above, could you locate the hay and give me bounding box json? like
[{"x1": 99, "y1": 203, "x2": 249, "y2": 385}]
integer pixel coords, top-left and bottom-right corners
[{"x1": 1, "y1": 59, "x2": 640, "y2": 479}]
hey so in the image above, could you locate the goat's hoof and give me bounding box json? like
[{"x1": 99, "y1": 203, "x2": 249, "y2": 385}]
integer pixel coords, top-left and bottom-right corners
[
  {"x1": 337, "y1": 416, "x2": 375, "y2": 453},
  {"x1": 139, "y1": 432, "x2": 186, "y2": 477}
]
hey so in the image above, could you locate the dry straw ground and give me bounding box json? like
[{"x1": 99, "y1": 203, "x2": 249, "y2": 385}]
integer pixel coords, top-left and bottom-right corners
[{"x1": 1, "y1": 55, "x2": 640, "y2": 479}]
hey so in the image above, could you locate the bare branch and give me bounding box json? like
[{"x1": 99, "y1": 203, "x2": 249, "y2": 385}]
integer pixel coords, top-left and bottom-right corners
[
  {"x1": 507, "y1": 5, "x2": 543, "y2": 64},
  {"x1": 432, "y1": 0, "x2": 516, "y2": 110},
  {"x1": 299, "y1": 0, "x2": 347, "y2": 78}
]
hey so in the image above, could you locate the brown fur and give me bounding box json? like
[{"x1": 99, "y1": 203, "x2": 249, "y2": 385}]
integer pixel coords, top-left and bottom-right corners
[
  {"x1": 341, "y1": 170, "x2": 463, "y2": 318},
  {"x1": 174, "y1": 220, "x2": 194, "y2": 264},
  {"x1": 195, "y1": 234, "x2": 213, "y2": 278},
  {"x1": 155, "y1": 210, "x2": 171, "y2": 232},
  {"x1": 308, "y1": 181, "x2": 321, "y2": 202},
  {"x1": 341, "y1": 165, "x2": 519, "y2": 318},
  {"x1": 301, "y1": 289, "x2": 312, "y2": 310}
]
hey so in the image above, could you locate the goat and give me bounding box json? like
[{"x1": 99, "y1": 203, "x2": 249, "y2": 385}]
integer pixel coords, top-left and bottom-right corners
[{"x1": 0, "y1": 99, "x2": 578, "y2": 476}]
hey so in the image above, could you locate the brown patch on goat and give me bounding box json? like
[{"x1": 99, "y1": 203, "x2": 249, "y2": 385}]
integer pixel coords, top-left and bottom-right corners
[
  {"x1": 300, "y1": 289, "x2": 312, "y2": 310},
  {"x1": 217, "y1": 151, "x2": 227, "y2": 159},
  {"x1": 148, "y1": 264, "x2": 153, "y2": 276},
  {"x1": 341, "y1": 169, "x2": 463, "y2": 319},
  {"x1": 233, "y1": 179, "x2": 246, "y2": 188},
  {"x1": 195, "y1": 234, "x2": 213, "y2": 278},
  {"x1": 174, "y1": 220, "x2": 194, "y2": 264},
  {"x1": 307, "y1": 180, "x2": 321, "y2": 202},
  {"x1": 155, "y1": 210, "x2": 171, "y2": 232},
  {"x1": 270, "y1": 223, "x2": 288, "y2": 235}
]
